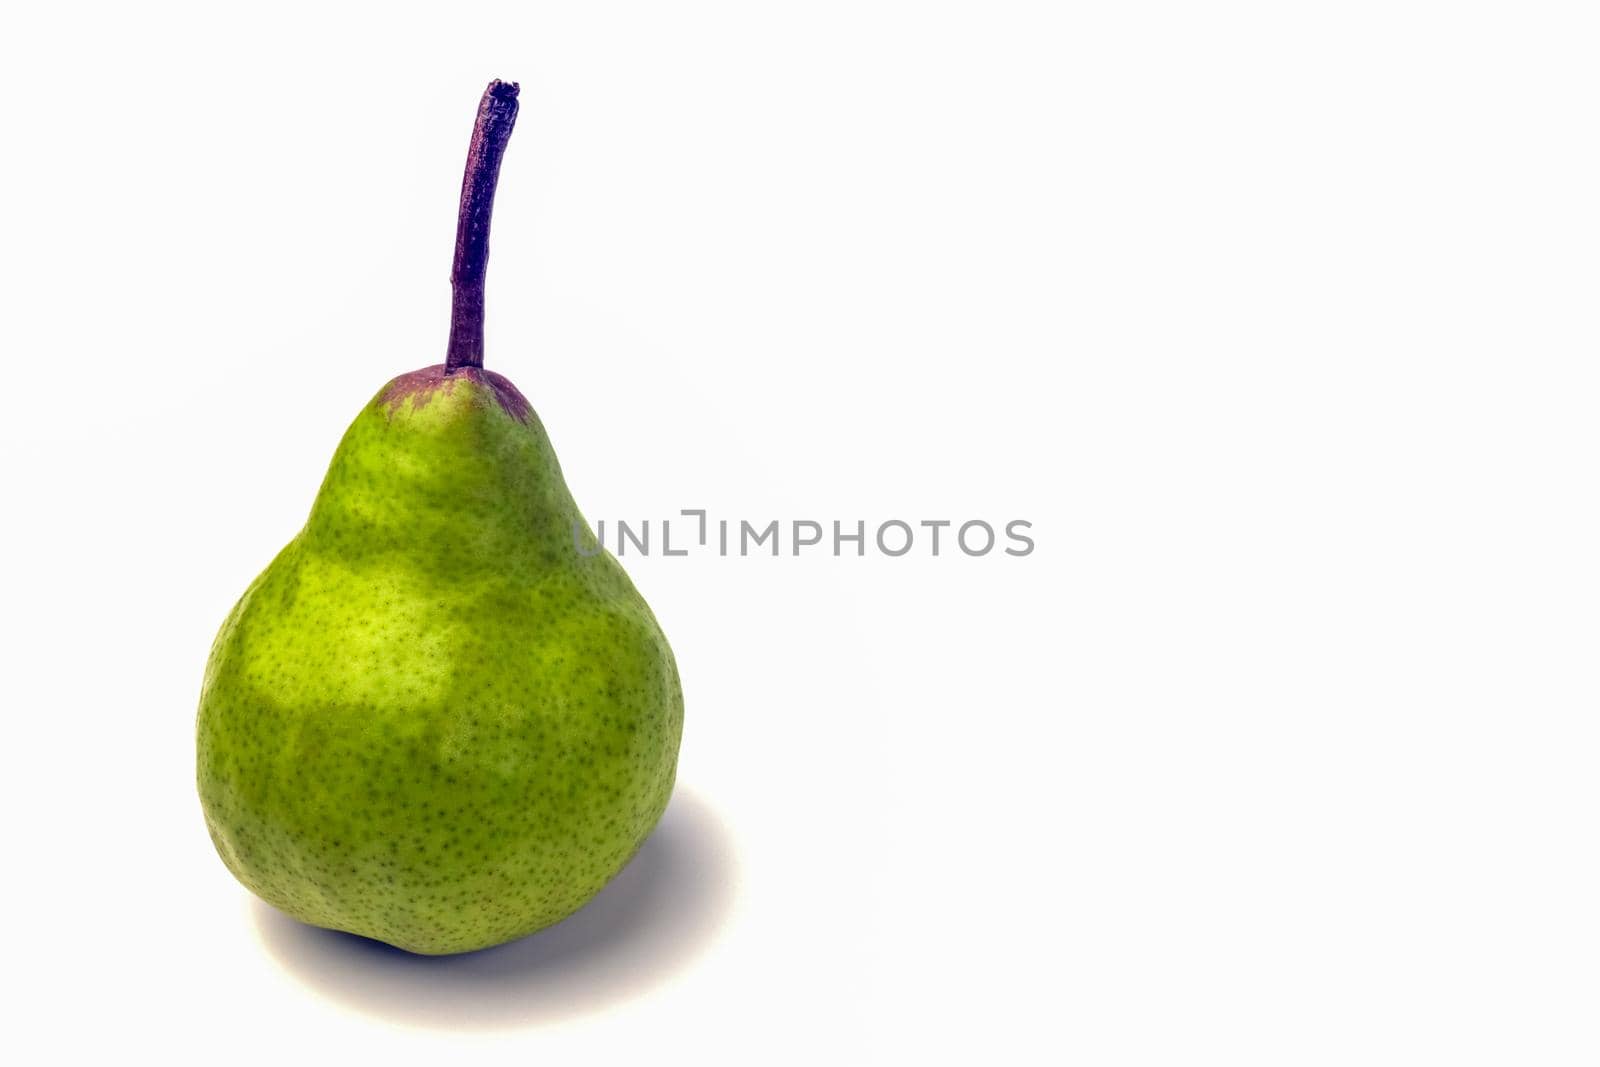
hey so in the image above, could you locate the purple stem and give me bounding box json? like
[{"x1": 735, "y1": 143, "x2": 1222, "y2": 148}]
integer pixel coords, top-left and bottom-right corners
[{"x1": 445, "y1": 80, "x2": 520, "y2": 371}]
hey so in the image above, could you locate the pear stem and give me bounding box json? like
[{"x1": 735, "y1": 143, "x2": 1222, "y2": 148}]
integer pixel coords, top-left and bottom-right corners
[{"x1": 446, "y1": 80, "x2": 520, "y2": 371}]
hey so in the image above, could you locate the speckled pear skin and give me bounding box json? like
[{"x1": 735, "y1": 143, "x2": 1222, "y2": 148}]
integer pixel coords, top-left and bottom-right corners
[{"x1": 196, "y1": 365, "x2": 683, "y2": 955}]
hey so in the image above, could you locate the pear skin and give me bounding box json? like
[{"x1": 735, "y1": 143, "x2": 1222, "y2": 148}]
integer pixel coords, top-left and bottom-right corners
[{"x1": 197, "y1": 368, "x2": 682, "y2": 954}]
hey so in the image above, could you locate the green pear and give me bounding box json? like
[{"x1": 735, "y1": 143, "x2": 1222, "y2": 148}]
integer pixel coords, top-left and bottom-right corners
[{"x1": 196, "y1": 80, "x2": 683, "y2": 955}]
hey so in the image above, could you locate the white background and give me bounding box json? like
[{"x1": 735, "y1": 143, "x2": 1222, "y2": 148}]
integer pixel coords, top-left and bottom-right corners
[{"x1": 3, "y1": 2, "x2": 1598, "y2": 1063}]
